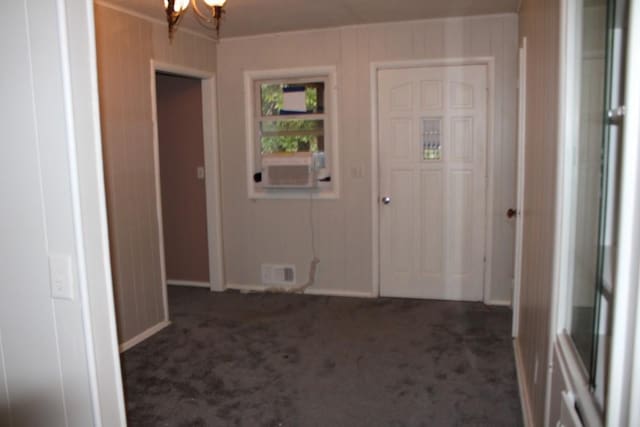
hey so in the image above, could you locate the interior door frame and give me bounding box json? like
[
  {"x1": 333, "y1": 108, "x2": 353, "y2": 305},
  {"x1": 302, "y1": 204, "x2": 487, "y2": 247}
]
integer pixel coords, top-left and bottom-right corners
[
  {"x1": 370, "y1": 57, "x2": 496, "y2": 303},
  {"x1": 513, "y1": 38, "x2": 528, "y2": 338},
  {"x1": 150, "y1": 60, "x2": 225, "y2": 323}
]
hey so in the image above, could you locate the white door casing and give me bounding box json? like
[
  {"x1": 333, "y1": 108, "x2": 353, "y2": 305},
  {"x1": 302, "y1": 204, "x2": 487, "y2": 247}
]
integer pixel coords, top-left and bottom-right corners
[
  {"x1": 149, "y1": 61, "x2": 225, "y2": 302},
  {"x1": 378, "y1": 65, "x2": 488, "y2": 301},
  {"x1": 513, "y1": 38, "x2": 528, "y2": 337}
]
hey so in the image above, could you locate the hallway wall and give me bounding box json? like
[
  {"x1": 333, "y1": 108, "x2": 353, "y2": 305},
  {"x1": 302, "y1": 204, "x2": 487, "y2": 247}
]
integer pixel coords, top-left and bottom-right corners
[
  {"x1": 515, "y1": 0, "x2": 561, "y2": 424},
  {"x1": 94, "y1": 4, "x2": 217, "y2": 344}
]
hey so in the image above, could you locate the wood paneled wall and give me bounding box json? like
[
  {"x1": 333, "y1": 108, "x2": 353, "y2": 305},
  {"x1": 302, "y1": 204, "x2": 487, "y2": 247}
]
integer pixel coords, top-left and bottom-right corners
[
  {"x1": 217, "y1": 14, "x2": 518, "y2": 300},
  {"x1": 94, "y1": 4, "x2": 216, "y2": 344},
  {"x1": 515, "y1": 0, "x2": 561, "y2": 424}
]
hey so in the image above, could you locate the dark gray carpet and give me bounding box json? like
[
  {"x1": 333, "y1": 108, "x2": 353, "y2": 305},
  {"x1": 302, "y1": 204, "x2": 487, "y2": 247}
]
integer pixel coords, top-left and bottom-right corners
[{"x1": 122, "y1": 287, "x2": 522, "y2": 426}]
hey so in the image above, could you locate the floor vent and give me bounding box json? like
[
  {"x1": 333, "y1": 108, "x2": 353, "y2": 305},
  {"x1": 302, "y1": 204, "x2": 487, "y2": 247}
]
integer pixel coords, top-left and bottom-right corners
[{"x1": 261, "y1": 264, "x2": 296, "y2": 285}]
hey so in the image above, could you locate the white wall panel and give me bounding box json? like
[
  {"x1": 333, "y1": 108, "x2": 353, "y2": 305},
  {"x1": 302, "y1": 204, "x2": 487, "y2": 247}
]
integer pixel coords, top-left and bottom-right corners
[
  {"x1": 94, "y1": 4, "x2": 217, "y2": 344},
  {"x1": 0, "y1": 0, "x2": 112, "y2": 424},
  {"x1": 217, "y1": 14, "x2": 518, "y2": 299}
]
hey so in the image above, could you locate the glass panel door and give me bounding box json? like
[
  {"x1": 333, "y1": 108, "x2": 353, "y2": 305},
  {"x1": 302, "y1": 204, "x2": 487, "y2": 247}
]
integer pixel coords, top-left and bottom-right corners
[
  {"x1": 569, "y1": 0, "x2": 609, "y2": 374},
  {"x1": 568, "y1": 0, "x2": 627, "y2": 406}
]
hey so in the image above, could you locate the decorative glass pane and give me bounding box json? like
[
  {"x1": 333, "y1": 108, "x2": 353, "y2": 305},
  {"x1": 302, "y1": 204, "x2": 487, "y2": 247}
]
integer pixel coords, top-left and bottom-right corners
[
  {"x1": 260, "y1": 82, "x2": 325, "y2": 116},
  {"x1": 422, "y1": 118, "x2": 442, "y2": 160}
]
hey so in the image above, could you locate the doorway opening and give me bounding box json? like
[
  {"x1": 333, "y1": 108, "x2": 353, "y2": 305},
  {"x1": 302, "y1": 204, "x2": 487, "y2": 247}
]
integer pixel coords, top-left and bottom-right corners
[
  {"x1": 150, "y1": 64, "x2": 225, "y2": 326},
  {"x1": 156, "y1": 72, "x2": 211, "y2": 289}
]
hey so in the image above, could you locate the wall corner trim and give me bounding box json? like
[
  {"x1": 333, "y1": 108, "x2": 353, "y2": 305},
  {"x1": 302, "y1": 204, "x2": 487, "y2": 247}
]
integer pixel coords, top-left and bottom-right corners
[
  {"x1": 514, "y1": 340, "x2": 535, "y2": 427},
  {"x1": 167, "y1": 280, "x2": 211, "y2": 288},
  {"x1": 486, "y1": 299, "x2": 512, "y2": 307},
  {"x1": 119, "y1": 320, "x2": 171, "y2": 353}
]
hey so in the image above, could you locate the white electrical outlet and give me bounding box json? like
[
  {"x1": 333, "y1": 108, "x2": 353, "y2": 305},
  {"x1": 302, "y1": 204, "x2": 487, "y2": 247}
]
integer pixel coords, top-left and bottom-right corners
[
  {"x1": 49, "y1": 254, "x2": 74, "y2": 300},
  {"x1": 350, "y1": 161, "x2": 365, "y2": 179}
]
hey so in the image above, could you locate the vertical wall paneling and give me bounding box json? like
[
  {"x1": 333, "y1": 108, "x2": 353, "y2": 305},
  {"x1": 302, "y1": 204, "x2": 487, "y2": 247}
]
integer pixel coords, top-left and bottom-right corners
[
  {"x1": 94, "y1": 4, "x2": 217, "y2": 344},
  {"x1": 217, "y1": 14, "x2": 518, "y2": 301},
  {"x1": 514, "y1": 0, "x2": 562, "y2": 424}
]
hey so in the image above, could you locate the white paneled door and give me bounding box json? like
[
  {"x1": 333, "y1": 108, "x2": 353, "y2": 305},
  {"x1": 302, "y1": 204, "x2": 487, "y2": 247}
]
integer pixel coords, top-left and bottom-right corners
[{"x1": 378, "y1": 65, "x2": 488, "y2": 301}]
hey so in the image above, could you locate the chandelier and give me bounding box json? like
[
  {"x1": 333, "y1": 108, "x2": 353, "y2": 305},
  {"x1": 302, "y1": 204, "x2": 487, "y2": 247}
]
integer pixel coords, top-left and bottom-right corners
[{"x1": 164, "y1": 0, "x2": 227, "y2": 40}]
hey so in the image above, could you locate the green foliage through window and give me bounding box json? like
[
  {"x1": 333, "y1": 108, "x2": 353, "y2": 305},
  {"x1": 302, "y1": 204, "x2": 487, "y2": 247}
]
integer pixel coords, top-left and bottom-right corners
[{"x1": 258, "y1": 81, "x2": 325, "y2": 155}]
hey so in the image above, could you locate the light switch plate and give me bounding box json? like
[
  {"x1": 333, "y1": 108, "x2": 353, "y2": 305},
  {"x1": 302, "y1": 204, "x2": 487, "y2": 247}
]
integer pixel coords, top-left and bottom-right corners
[
  {"x1": 49, "y1": 254, "x2": 74, "y2": 300},
  {"x1": 197, "y1": 166, "x2": 205, "y2": 180}
]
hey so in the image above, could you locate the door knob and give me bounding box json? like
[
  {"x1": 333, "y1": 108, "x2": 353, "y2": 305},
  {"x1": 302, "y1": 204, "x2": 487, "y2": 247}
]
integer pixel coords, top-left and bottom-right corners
[
  {"x1": 382, "y1": 196, "x2": 392, "y2": 205},
  {"x1": 507, "y1": 208, "x2": 517, "y2": 218}
]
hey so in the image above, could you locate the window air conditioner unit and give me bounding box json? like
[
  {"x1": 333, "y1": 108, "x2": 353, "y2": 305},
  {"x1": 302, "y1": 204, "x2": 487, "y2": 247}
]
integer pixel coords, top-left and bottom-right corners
[{"x1": 262, "y1": 152, "x2": 317, "y2": 189}]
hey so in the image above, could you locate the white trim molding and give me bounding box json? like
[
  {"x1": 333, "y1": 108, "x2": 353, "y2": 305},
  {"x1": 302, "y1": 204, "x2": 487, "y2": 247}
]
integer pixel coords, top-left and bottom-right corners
[
  {"x1": 487, "y1": 299, "x2": 512, "y2": 307},
  {"x1": 202, "y1": 74, "x2": 226, "y2": 293},
  {"x1": 243, "y1": 65, "x2": 340, "y2": 200},
  {"x1": 369, "y1": 57, "x2": 496, "y2": 303},
  {"x1": 225, "y1": 283, "x2": 375, "y2": 299},
  {"x1": 512, "y1": 37, "x2": 528, "y2": 339},
  {"x1": 167, "y1": 280, "x2": 211, "y2": 288},
  {"x1": 64, "y1": 0, "x2": 128, "y2": 424},
  {"x1": 608, "y1": 0, "x2": 640, "y2": 422},
  {"x1": 119, "y1": 320, "x2": 171, "y2": 353},
  {"x1": 553, "y1": 334, "x2": 601, "y2": 424},
  {"x1": 514, "y1": 341, "x2": 534, "y2": 426}
]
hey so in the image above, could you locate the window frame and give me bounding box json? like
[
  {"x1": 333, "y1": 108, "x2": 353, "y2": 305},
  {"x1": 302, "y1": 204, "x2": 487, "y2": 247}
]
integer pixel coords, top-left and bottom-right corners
[
  {"x1": 243, "y1": 66, "x2": 340, "y2": 199},
  {"x1": 549, "y1": 0, "x2": 625, "y2": 423}
]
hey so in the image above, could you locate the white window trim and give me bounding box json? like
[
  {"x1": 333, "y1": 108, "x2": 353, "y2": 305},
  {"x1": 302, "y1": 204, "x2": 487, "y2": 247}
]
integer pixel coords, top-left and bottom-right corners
[
  {"x1": 608, "y1": 0, "x2": 640, "y2": 423},
  {"x1": 243, "y1": 66, "x2": 340, "y2": 199}
]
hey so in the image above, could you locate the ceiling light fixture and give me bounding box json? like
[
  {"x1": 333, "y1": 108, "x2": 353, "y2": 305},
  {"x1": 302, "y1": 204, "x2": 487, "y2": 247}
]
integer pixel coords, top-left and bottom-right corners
[{"x1": 164, "y1": 0, "x2": 227, "y2": 40}]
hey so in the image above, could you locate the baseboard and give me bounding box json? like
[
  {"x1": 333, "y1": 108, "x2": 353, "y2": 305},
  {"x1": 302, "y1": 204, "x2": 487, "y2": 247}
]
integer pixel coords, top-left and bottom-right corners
[
  {"x1": 225, "y1": 283, "x2": 375, "y2": 299},
  {"x1": 486, "y1": 299, "x2": 512, "y2": 307},
  {"x1": 225, "y1": 283, "x2": 264, "y2": 292},
  {"x1": 119, "y1": 320, "x2": 171, "y2": 353},
  {"x1": 514, "y1": 340, "x2": 534, "y2": 427},
  {"x1": 304, "y1": 288, "x2": 375, "y2": 298},
  {"x1": 167, "y1": 280, "x2": 210, "y2": 288}
]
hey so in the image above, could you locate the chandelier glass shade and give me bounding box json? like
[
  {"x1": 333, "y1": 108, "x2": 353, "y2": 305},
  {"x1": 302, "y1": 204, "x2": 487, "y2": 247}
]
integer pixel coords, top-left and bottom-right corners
[{"x1": 164, "y1": 0, "x2": 227, "y2": 40}]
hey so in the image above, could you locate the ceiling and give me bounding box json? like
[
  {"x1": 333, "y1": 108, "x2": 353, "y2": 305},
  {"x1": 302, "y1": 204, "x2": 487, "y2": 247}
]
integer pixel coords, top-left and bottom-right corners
[{"x1": 102, "y1": 0, "x2": 519, "y2": 38}]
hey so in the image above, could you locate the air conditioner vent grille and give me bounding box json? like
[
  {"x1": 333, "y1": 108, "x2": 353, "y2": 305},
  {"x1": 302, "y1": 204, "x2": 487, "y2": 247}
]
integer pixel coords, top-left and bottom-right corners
[
  {"x1": 261, "y1": 264, "x2": 296, "y2": 285},
  {"x1": 261, "y1": 152, "x2": 317, "y2": 189},
  {"x1": 266, "y1": 165, "x2": 311, "y2": 187}
]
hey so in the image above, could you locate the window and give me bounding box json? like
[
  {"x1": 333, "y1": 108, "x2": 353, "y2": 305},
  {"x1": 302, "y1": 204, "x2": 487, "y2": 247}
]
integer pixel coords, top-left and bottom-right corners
[
  {"x1": 244, "y1": 67, "x2": 339, "y2": 198},
  {"x1": 258, "y1": 81, "x2": 325, "y2": 156}
]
